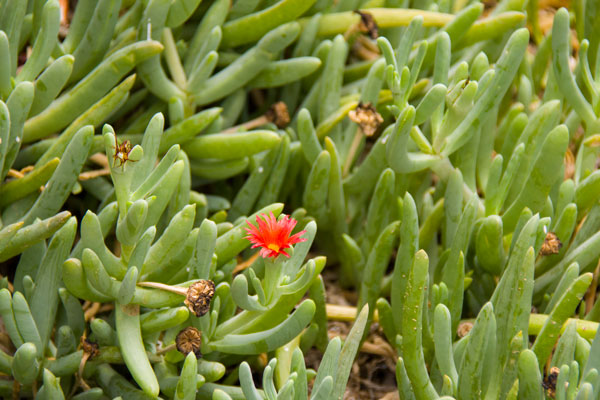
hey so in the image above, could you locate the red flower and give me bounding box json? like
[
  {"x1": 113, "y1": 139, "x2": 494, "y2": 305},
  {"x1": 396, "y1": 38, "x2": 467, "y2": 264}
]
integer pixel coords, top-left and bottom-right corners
[{"x1": 245, "y1": 212, "x2": 307, "y2": 258}]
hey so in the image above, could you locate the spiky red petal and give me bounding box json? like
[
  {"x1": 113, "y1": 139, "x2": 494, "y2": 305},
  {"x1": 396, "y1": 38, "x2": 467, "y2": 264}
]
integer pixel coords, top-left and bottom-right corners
[{"x1": 244, "y1": 212, "x2": 307, "y2": 258}]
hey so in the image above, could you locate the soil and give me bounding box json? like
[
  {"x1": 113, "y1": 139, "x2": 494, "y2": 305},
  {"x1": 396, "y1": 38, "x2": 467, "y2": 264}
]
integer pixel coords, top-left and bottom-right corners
[{"x1": 315, "y1": 270, "x2": 399, "y2": 400}]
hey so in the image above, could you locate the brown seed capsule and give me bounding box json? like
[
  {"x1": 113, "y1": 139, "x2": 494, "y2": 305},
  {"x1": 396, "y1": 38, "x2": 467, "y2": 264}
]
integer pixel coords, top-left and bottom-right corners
[
  {"x1": 456, "y1": 321, "x2": 473, "y2": 338},
  {"x1": 348, "y1": 102, "x2": 383, "y2": 137},
  {"x1": 176, "y1": 327, "x2": 202, "y2": 358},
  {"x1": 81, "y1": 337, "x2": 99, "y2": 359},
  {"x1": 539, "y1": 232, "x2": 562, "y2": 256},
  {"x1": 353, "y1": 10, "x2": 378, "y2": 39},
  {"x1": 265, "y1": 101, "x2": 290, "y2": 129},
  {"x1": 542, "y1": 366, "x2": 560, "y2": 398},
  {"x1": 184, "y1": 279, "x2": 216, "y2": 317}
]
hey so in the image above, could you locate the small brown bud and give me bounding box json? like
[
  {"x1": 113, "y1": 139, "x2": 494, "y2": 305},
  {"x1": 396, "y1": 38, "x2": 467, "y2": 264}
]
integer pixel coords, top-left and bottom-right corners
[
  {"x1": 539, "y1": 232, "x2": 562, "y2": 256},
  {"x1": 542, "y1": 366, "x2": 560, "y2": 398},
  {"x1": 348, "y1": 102, "x2": 383, "y2": 137},
  {"x1": 176, "y1": 327, "x2": 202, "y2": 358},
  {"x1": 184, "y1": 279, "x2": 215, "y2": 317},
  {"x1": 353, "y1": 10, "x2": 378, "y2": 39},
  {"x1": 457, "y1": 321, "x2": 473, "y2": 338},
  {"x1": 265, "y1": 101, "x2": 290, "y2": 129},
  {"x1": 81, "y1": 337, "x2": 99, "y2": 359}
]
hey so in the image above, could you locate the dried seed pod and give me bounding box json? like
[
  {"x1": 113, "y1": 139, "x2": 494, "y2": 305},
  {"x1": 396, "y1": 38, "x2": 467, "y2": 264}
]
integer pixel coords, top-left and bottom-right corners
[
  {"x1": 353, "y1": 10, "x2": 378, "y2": 39},
  {"x1": 176, "y1": 327, "x2": 202, "y2": 358},
  {"x1": 348, "y1": 102, "x2": 383, "y2": 137},
  {"x1": 184, "y1": 280, "x2": 216, "y2": 317},
  {"x1": 265, "y1": 101, "x2": 290, "y2": 129},
  {"x1": 81, "y1": 337, "x2": 99, "y2": 359},
  {"x1": 539, "y1": 232, "x2": 562, "y2": 256},
  {"x1": 542, "y1": 366, "x2": 560, "y2": 398},
  {"x1": 75, "y1": 337, "x2": 100, "y2": 394}
]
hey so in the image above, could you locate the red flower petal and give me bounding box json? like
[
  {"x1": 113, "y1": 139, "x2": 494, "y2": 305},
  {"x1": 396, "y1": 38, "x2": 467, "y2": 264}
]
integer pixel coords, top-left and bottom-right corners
[{"x1": 244, "y1": 213, "x2": 307, "y2": 258}]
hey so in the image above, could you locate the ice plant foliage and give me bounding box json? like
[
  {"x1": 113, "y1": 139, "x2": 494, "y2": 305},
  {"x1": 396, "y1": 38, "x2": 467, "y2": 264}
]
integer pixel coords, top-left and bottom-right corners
[
  {"x1": 2, "y1": 0, "x2": 600, "y2": 398},
  {"x1": 245, "y1": 212, "x2": 307, "y2": 258}
]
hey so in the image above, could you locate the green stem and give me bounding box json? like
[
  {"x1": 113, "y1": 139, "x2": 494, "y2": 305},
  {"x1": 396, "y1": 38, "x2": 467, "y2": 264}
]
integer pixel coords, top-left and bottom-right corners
[
  {"x1": 528, "y1": 313, "x2": 598, "y2": 340},
  {"x1": 263, "y1": 257, "x2": 283, "y2": 303},
  {"x1": 300, "y1": 8, "x2": 454, "y2": 37},
  {"x1": 325, "y1": 304, "x2": 599, "y2": 340}
]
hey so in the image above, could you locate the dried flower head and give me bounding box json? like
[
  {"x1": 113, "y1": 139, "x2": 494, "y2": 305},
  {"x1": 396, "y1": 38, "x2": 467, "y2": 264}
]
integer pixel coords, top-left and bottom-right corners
[
  {"x1": 265, "y1": 101, "x2": 290, "y2": 129},
  {"x1": 81, "y1": 337, "x2": 99, "y2": 359},
  {"x1": 542, "y1": 366, "x2": 560, "y2": 398},
  {"x1": 353, "y1": 10, "x2": 379, "y2": 39},
  {"x1": 457, "y1": 321, "x2": 473, "y2": 338},
  {"x1": 184, "y1": 280, "x2": 215, "y2": 317},
  {"x1": 176, "y1": 327, "x2": 202, "y2": 357},
  {"x1": 348, "y1": 102, "x2": 383, "y2": 137},
  {"x1": 245, "y1": 212, "x2": 307, "y2": 258},
  {"x1": 540, "y1": 232, "x2": 562, "y2": 256},
  {"x1": 112, "y1": 135, "x2": 136, "y2": 168}
]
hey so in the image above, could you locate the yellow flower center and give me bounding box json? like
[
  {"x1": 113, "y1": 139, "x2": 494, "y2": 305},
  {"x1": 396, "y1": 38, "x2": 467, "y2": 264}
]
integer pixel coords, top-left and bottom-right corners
[{"x1": 267, "y1": 243, "x2": 280, "y2": 252}]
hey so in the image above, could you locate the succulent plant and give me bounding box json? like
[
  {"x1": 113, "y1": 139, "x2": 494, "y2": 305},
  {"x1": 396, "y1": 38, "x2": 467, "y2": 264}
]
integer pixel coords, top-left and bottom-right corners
[{"x1": 0, "y1": 0, "x2": 599, "y2": 399}]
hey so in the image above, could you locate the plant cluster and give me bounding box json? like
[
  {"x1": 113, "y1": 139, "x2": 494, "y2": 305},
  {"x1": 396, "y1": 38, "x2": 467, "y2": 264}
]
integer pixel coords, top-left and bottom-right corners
[{"x1": 0, "y1": 0, "x2": 599, "y2": 399}]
